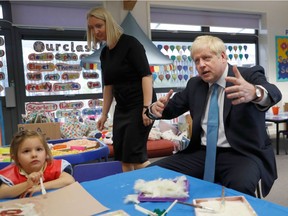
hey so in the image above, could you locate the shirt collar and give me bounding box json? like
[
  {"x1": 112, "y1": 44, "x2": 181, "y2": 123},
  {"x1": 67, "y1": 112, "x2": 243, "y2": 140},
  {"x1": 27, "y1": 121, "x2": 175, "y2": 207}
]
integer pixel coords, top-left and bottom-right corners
[
  {"x1": 210, "y1": 64, "x2": 228, "y2": 89},
  {"x1": 19, "y1": 163, "x2": 47, "y2": 178}
]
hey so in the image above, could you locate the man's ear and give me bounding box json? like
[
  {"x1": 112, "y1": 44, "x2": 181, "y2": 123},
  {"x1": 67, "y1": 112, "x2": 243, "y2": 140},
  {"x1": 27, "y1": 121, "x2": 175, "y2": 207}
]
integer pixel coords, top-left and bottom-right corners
[{"x1": 221, "y1": 51, "x2": 228, "y2": 61}]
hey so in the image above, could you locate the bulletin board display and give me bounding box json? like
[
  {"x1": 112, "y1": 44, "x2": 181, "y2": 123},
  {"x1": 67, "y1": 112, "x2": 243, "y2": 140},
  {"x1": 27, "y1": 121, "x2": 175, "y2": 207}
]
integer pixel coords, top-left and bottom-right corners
[
  {"x1": 24, "y1": 98, "x2": 103, "y2": 122},
  {"x1": 0, "y1": 35, "x2": 9, "y2": 97},
  {"x1": 275, "y1": 36, "x2": 288, "y2": 82},
  {"x1": 21, "y1": 40, "x2": 102, "y2": 96}
]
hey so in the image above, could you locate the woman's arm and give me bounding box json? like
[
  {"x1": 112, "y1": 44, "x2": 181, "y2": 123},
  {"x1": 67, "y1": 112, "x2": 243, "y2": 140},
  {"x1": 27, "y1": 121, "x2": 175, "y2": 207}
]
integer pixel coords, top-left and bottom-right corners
[
  {"x1": 142, "y1": 75, "x2": 154, "y2": 126},
  {"x1": 142, "y1": 75, "x2": 153, "y2": 107},
  {"x1": 97, "y1": 85, "x2": 113, "y2": 130}
]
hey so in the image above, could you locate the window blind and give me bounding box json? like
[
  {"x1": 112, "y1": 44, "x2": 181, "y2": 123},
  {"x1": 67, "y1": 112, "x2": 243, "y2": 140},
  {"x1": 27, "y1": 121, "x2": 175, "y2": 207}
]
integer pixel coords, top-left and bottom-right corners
[{"x1": 151, "y1": 7, "x2": 261, "y2": 29}]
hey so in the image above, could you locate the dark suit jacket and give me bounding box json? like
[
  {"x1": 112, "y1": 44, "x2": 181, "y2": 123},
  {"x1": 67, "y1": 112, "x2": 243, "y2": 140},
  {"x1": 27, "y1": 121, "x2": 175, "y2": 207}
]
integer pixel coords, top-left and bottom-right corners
[{"x1": 162, "y1": 64, "x2": 282, "y2": 197}]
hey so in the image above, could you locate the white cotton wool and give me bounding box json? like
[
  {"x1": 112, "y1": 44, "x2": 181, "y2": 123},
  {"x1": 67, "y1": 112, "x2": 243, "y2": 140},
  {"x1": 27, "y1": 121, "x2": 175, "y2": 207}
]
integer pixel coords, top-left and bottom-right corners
[{"x1": 134, "y1": 176, "x2": 189, "y2": 198}]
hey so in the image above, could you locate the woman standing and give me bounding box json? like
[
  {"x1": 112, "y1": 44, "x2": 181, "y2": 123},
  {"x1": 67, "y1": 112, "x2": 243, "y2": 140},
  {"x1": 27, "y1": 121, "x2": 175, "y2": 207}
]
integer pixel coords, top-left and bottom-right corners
[{"x1": 86, "y1": 7, "x2": 156, "y2": 172}]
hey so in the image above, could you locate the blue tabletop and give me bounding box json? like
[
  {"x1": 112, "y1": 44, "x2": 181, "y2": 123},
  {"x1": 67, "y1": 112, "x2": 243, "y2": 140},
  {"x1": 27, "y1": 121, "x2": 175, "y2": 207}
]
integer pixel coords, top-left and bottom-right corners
[{"x1": 81, "y1": 166, "x2": 288, "y2": 216}]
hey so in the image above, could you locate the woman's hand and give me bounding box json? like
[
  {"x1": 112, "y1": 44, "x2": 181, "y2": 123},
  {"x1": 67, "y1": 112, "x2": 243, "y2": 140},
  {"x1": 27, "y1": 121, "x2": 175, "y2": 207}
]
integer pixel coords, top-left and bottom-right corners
[
  {"x1": 142, "y1": 108, "x2": 153, "y2": 126},
  {"x1": 96, "y1": 114, "x2": 108, "y2": 131}
]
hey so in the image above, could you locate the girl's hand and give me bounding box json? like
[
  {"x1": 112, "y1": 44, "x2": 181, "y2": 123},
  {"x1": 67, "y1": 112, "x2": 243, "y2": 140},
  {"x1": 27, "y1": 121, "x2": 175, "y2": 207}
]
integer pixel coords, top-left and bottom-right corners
[
  {"x1": 20, "y1": 185, "x2": 41, "y2": 198},
  {"x1": 26, "y1": 171, "x2": 42, "y2": 186},
  {"x1": 20, "y1": 171, "x2": 43, "y2": 198}
]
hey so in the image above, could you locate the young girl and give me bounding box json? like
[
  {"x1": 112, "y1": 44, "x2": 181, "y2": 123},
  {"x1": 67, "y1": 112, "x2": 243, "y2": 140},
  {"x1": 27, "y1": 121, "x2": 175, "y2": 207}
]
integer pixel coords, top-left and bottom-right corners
[{"x1": 0, "y1": 130, "x2": 75, "y2": 199}]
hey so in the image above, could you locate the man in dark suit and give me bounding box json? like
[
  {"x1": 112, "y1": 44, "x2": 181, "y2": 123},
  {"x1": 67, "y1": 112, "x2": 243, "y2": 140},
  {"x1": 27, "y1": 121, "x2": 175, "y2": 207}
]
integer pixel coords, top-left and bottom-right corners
[{"x1": 146, "y1": 35, "x2": 282, "y2": 197}]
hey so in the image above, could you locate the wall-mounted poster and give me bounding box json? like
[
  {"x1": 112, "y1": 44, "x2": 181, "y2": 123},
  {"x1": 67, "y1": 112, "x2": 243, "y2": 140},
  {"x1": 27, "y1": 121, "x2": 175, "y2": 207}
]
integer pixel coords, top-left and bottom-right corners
[
  {"x1": 275, "y1": 36, "x2": 288, "y2": 82},
  {"x1": 21, "y1": 40, "x2": 101, "y2": 97}
]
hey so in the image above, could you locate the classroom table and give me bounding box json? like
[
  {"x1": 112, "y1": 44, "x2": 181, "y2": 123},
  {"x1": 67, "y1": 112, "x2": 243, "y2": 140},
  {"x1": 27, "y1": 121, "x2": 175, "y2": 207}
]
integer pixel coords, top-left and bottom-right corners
[
  {"x1": 265, "y1": 112, "x2": 288, "y2": 155},
  {"x1": 49, "y1": 138, "x2": 109, "y2": 165},
  {"x1": 0, "y1": 138, "x2": 109, "y2": 168},
  {"x1": 81, "y1": 166, "x2": 288, "y2": 216}
]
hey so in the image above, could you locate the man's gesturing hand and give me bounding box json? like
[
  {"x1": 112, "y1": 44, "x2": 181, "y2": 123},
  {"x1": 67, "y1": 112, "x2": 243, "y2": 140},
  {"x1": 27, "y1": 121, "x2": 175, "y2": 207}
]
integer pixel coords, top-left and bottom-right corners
[
  {"x1": 225, "y1": 65, "x2": 256, "y2": 105},
  {"x1": 151, "y1": 89, "x2": 174, "y2": 117}
]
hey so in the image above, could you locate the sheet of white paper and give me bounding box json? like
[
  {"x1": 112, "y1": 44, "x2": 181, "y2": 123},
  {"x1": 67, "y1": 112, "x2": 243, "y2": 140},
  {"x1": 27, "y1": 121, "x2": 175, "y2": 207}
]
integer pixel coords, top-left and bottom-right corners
[{"x1": 0, "y1": 182, "x2": 109, "y2": 216}]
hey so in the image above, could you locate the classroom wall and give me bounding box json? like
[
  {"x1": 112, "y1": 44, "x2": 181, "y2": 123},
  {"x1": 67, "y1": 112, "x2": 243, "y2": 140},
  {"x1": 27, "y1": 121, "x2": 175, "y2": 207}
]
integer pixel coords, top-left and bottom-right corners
[
  {"x1": 10, "y1": 0, "x2": 288, "y2": 111},
  {"x1": 130, "y1": 1, "x2": 288, "y2": 113}
]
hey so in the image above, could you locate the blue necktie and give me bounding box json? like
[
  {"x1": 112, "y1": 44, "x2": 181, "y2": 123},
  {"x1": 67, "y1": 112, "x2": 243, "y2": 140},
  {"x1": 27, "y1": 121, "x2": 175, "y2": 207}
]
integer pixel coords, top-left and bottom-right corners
[{"x1": 204, "y1": 84, "x2": 219, "y2": 182}]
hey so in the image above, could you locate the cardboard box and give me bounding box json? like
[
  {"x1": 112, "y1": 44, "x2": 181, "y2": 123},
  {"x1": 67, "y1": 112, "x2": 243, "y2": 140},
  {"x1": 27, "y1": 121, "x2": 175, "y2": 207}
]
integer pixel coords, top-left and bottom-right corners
[
  {"x1": 18, "y1": 122, "x2": 61, "y2": 140},
  {"x1": 284, "y1": 103, "x2": 288, "y2": 112}
]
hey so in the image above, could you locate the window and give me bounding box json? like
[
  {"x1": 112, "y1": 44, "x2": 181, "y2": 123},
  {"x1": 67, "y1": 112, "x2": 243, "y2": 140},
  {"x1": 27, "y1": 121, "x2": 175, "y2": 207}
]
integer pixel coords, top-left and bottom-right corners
[
  {"x1": 151, "y1": 23, "x2": 201, "y2": 32},
  {"x1": 210, "y1": 27, "x2": 255, "y2": 34},
  {"x1": 21, "y1": 39, "x2": 100, "y2": 97},
  {"x1": 0, "y1": 5, "x2": 3, "y2": 19},
  {"x1": 14, "y1": 28, "x2": 103, "y2": 120},
  {"x1": 150, "y1": 7, "x2": 259, "y2": 90},
  {"x1": 150, "y1": 7, "x2": 260, "y2": 29}
]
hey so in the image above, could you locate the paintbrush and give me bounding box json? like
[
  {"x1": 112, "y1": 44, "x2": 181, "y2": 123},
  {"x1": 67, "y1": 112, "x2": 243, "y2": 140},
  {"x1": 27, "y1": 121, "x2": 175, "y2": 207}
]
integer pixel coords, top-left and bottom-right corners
[
  {"x1": 161, "y1": 199, "x2": 178, "y2": 216},
  {"x1": 39, "y1": 177, "x2": 47, "y2": 195},
  {"x1": 134, "y1": 204, "x2": 158, "y2": 216},
  {"x1": 177, "y1": 201, "x2": 215, "y2": 212}
]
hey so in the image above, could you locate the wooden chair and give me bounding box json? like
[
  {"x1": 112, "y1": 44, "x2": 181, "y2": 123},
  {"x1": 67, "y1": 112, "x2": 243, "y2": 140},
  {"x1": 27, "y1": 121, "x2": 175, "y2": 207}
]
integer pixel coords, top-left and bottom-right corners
[{"x1": 73, "y1": 161, "x2": 122, "y2": 183}]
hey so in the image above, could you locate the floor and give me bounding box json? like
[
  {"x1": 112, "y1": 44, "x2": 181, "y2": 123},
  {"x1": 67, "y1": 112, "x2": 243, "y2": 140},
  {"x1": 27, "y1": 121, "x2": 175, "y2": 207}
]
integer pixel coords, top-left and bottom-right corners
[{"x1": 263, "y1": 134, "x2": 288, "y2": 207}]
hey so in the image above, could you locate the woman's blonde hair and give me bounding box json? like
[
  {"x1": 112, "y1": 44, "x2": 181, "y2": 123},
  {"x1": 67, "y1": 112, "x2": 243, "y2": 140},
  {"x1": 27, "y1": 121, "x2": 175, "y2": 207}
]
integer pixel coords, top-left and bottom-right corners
[
  {"x1": 10, "y1": 130, "x2": 53, "y2": 167},
  {"x1": 190, "y1": 35, "x2": 228, "y2": 60},
  {"x1": 86, "y1": 7, "x2": 123, "y2": 49}
]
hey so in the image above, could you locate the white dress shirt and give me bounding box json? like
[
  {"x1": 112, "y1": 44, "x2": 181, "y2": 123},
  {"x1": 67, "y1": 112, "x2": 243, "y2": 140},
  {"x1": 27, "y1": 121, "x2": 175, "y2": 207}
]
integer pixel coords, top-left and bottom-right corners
[{"x1": 201, "y1": 65, "x2": 270, "y2": 148}]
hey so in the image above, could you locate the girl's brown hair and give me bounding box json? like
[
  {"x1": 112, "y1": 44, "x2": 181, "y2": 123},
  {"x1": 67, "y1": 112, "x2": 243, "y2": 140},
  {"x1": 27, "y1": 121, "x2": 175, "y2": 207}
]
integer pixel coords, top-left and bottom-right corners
[{"x1": 10, "y1": 130, "x2": 53, "y2": 166}]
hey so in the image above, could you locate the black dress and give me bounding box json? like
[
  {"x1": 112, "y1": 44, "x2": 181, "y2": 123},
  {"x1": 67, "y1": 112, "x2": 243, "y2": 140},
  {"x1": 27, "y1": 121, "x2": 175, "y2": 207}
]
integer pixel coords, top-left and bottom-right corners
[{"x1": 100, "y1": 34, "x2": 156, "y2": 163}]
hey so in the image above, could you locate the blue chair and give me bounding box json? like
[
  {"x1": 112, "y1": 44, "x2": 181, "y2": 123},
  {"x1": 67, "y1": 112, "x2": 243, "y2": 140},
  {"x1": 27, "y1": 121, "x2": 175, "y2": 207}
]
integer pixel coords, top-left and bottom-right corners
[
  {"x1": 0, "y1": 162, "x2": 10, "y2": 170},
  {"x1": 73, "y1": 161, "x2": 122, "y2": 183}
]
